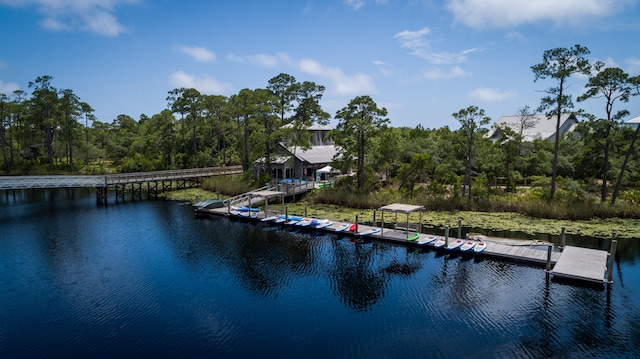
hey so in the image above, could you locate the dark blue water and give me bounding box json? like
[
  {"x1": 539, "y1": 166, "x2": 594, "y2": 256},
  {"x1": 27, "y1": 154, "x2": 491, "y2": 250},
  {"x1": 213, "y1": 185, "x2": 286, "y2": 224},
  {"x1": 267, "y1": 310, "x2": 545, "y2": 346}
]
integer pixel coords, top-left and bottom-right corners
[{"x1": 1, "y1": 189, "x2": 640, "y2": 358}]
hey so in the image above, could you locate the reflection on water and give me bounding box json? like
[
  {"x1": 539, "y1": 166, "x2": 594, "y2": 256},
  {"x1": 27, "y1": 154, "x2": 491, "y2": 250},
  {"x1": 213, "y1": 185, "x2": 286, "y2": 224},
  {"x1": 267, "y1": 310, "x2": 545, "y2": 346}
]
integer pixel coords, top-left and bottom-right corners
[{"x1": 1, "y1": 189, "x2": 640, "y2": 358}]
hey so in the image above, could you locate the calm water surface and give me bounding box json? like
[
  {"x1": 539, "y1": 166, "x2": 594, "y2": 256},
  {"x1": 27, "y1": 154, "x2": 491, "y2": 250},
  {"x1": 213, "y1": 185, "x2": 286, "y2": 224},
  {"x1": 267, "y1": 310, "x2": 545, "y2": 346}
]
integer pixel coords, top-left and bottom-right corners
[{"x1": 1, "y1": 189, "x2": 639, "y2": 358}]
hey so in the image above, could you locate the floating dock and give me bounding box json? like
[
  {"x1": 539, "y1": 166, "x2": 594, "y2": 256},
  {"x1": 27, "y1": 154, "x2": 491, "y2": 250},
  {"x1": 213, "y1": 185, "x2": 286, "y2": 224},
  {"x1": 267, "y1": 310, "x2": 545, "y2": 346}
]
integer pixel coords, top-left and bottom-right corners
[{"x1": 195, "y1": 205, "x2": 612, "y2": 285}]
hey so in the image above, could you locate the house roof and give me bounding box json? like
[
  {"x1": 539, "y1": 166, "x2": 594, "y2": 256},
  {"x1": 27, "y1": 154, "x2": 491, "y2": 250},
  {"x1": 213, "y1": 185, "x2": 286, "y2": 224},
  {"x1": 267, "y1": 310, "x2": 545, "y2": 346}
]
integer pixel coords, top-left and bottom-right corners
[
  {"x1": 289, "y1": 145, "x2": 337, "y2": 164},
  {"x1": 626, "y1": 116, "x2": 640, "y2": 124},
  {"x1": 487, "y1": 113, "x2": 579, "y2": 142}
]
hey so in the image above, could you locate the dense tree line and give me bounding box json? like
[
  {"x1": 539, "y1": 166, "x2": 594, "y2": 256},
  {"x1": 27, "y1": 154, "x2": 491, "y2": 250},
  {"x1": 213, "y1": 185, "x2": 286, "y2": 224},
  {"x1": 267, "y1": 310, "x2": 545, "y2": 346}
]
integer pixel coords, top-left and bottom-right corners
[{"x1": 1, "y1": 45, "x2": 640, "y2": 206}]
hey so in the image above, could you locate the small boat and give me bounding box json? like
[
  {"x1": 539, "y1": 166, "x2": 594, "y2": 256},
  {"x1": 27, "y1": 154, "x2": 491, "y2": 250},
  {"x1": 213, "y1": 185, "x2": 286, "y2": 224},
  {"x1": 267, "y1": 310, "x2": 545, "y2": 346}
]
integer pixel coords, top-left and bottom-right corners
[
  {"x1": 460, "y1": 240, "x2": 476, "y2": 252},
  {"x1": 417, "y1": 235, "x2": 438, "y2": 245},
  {"x1": 193, "y1": 199, "x2": 224, "y2": 209},
  {"x1": 261, "y1": 215, "x2": 279, "y2": 222},
  {"x1": 334, "y1": 223, "x2": 352, "y2": 232},
  {"x1": 446, "y1": 239, "x2": 464, "y2": 251},
  {"x1": 474, "y1": 241, "x2": 487, "y2": 253},
  {"x1": 358, "y1": 227, "x2": 381, "y2": 236},
  {"x1": 406, "y1": 232, "x2": 420, "y2": 241},
  {"x1": 312, "y1": 219, "x2": 334, "y2": 229},
  {"x1": 432, "y1": 237, "x2": 447, "y2": 248},
  {"x1": 296, "y1": 218, "x2": 314, "y2": 227},
  {"x1": 233, "y1": 206, "x2": 260, "y2": 212}
]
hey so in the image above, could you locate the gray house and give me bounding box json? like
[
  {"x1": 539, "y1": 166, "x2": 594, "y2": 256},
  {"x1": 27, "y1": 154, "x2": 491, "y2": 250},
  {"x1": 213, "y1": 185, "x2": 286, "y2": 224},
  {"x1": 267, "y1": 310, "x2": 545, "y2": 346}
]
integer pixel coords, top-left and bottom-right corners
[
  {"x1": 255, "y1": 125, "x2": 341, "y2": 182},
  {"x1": 486, "y1": 113, "x2": 579, "y2": 142}
]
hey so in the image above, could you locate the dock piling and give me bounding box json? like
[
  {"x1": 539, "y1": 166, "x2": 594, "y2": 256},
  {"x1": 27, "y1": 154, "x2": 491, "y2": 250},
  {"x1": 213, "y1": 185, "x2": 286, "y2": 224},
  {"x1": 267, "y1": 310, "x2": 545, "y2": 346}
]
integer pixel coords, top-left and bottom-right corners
[
  {"x1": 607, "y1": 232, "x2": 618, "y2": 284},
  {"x1": 355, "y1": 215, "x2": 359, "y2": 233},
  {"x1": 445, "y1": 226, "x2": 449, "y2": 247},
  {"x1": 560, "y1": 226, "x2": 566, "y2": 250},
  {"x1": 546, "y1": 245, "x2": 552, "y2": 272},
  {"x1": 457, "y1": 219, "x2": 462, "y2": 239}
]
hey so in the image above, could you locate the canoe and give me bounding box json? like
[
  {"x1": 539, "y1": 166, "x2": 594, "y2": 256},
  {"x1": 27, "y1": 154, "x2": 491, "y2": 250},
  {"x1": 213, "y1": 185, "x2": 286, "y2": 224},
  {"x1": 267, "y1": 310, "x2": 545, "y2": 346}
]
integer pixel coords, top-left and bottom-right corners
[
  {"x1": 446, "y1": 239, "x2": 464, "y2": 250},
  {"x1": 406, "y1": 232, "x2": 420, "y2": 241},
  {"x1": 474, "y1": 241, "x2": 487, "y2": 253},
  {"x1": 460, "y1": 240, "x2": 476, "y2": 252},
  {"x1": 432, "y1": 237, "x2": 447, "y2": 248},
  {"x1": 261, "y1": 215, "x2": 279, "y2": 222},
  {"x1": 417, "y1": 235, "x2": 438, "y2": 245},
  {"x1": 358, "y1": 227, "x2": 381, "y2": 236}
]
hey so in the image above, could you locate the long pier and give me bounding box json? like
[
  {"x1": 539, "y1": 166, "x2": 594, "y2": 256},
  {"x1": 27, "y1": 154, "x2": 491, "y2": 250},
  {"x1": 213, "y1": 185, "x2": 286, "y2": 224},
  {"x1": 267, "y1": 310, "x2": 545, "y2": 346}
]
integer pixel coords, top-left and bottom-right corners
[
  {"x1": 197, "y1": 205, "x2": 613, "y2": 286},
  {"x1": 0, "y1": 165, "x2": 243, "y2": 204}
]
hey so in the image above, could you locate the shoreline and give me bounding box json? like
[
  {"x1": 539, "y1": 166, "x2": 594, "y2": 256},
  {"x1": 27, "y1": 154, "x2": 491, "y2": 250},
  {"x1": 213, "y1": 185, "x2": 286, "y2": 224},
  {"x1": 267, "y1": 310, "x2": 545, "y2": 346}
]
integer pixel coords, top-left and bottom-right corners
[{"x1": 161, "y1": 188, "x2": 638, "y2": 240}]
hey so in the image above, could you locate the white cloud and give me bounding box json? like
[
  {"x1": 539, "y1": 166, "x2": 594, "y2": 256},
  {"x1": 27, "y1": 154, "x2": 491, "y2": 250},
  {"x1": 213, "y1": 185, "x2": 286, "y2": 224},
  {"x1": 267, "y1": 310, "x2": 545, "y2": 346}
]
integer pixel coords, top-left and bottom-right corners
[
  {"x1": 298, "y1": 58, "x2": 376, "y2": 95},
  {"x1": 168, "y1": 71, "x2": 233, "y2": 94},
  {"x1": 175, "y1": 46, "x2": 216, "y2": 63},
  {"x1": 0, "y1": 0, "x2": 136, "y2": 36},
  {"x1": 394, "y1": 27, "x2": 480, "y2": 65},
  {"x1": 626, "y1": 57, "x2": 640, "y2": 74},
  {"x1": 372, "y1": 60, "x2": 393, "y2": 76},
  {"x1": 423, "y1": 66, "x2": 471, "y2": 80},
  {"x1": 446, "y1": 0, "x2": 633, "y2": 28},
  {"x1": 468, "y1": 87, "x2": 515, "y2": 101},
  {"x1": 227, "y1": 52, "x2": 293, "y2": 68},
  {"x1": 394, "y1": 27, "x2": 431, "y2": 49},
  {"x1": 345, "y1": 0, "x2": 365, "y2": 10},
  {"x1": 0, "y1": 80, "x2": 21, "y2": 94}
]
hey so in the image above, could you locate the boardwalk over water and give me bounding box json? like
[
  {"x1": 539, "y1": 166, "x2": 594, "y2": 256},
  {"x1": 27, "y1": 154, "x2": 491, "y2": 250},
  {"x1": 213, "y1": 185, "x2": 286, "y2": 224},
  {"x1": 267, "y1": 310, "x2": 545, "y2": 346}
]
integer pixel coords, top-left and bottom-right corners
[
  {"x1": 197, "y1": 205, "x2": 613, "y2": 286},
  {"x1": 0, "y1": 166, "x2": 243, "y2": 190}
]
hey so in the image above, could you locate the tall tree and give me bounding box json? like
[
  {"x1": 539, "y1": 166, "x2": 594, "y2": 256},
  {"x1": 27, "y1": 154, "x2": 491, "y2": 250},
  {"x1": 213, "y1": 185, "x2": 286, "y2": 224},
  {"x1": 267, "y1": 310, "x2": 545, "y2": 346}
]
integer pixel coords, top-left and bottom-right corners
[
  {"x1": 267, "y1": 73, "x2": 298, "y2": 126},
  {"x1": 28, "y1": 75, "x2": 59, "y2": 167},
  {"x1": 250, "y1": 88, "x2": 280, "y2": 179},
  {"x1": 611, "y1": 74, "x2": 640, "y2": 204},
  {"x1": 286, "y1": 81, "x2": 330, "y2": 161},
  {"x1": 58, "y1": 88, "x2": 83, "y2": 165},
  {"x1": 228, "y1": 89, "x2": 257, "y2": 171},
  {"x1": 578, "y1": 66, "x2": 635, "y2": 203},
  {"x1": 452, "y1": 105, "x2": 491, "y2": 200},
  {"x1": 531, "y1": 45, "x2": 592, "y2": 199},
  {"x1": 202, "y1": 94, "x2": 232, "y2": 166},
  {"x1": 0, "y1": 93, "x2": 9, "y2": 170},
  {"x1": 333, "y1": 96, "x2": 389, "y2": 191}
]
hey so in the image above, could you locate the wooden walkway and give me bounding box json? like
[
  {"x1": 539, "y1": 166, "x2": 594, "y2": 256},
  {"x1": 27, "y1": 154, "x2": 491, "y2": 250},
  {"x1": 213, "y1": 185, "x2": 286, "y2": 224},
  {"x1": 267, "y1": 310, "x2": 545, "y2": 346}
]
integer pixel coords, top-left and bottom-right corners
[
  {"x1": 551, "y1": 246, "x2": 609, "y2": 283},
  {"x1": 196, "y1": 207, "x2": 611, "y2": 285},
  {"x1": 0, "y1": 166, "x2": 242, "y2": 190}
]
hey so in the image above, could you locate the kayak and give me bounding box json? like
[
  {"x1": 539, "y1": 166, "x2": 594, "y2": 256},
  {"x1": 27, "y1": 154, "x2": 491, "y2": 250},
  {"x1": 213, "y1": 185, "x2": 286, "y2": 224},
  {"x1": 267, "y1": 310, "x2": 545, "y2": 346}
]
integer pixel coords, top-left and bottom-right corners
[
  {"x1": 446, "y1": 239, "x2": 464, "y2": 250},
  {"x1": 474, "y1": 241, "x2": 487, "y2": 253},
  {"x1": 358, "y1": 227, "x2": 381, "y2": 236},
  {"x1": 406, "y1": 232, "x2": 420, "y2": 241},
  {"x1": 417, "y1": 235, "x2": 438, "y2": 245},
  {"x1": 460, "y1": 240, "x2": 476, "y2": 252}
]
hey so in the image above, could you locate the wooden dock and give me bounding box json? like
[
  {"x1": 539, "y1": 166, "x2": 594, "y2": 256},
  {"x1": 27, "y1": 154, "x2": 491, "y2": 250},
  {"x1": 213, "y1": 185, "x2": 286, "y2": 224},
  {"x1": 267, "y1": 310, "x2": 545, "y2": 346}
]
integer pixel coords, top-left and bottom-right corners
[
  {"x1": 195, "y1": 206, "x2": 612, "y2": 285},
  {"x1": 551, "y1": 246, "x2": 609, "y2": 283}
]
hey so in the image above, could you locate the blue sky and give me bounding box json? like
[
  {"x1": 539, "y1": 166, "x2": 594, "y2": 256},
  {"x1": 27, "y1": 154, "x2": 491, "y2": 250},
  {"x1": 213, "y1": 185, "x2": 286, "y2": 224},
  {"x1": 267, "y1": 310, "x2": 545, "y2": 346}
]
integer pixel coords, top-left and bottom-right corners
[{"x1": 1, "y1": 0, "x2": 639, "y2": 130}]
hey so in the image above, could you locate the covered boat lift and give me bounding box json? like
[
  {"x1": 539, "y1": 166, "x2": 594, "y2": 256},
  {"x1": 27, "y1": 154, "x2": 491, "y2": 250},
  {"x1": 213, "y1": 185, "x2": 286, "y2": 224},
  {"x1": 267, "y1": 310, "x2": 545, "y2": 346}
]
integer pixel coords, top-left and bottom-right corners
[{"x1": 378, "y1": 203, "x2": 425, "y2": 239}]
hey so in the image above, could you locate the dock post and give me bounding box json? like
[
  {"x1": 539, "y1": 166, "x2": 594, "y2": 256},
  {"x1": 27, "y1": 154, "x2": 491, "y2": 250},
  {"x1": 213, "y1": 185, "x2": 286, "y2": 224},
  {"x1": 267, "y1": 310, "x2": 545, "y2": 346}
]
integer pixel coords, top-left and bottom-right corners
[
  {"x1": 546, "y1": 245, "x2": 552, "y2": 273},
  {"x1": 607, "y1": 232, "x2": 618, "y2": 284},
  {"x1": 373, "y1": 210, "x2": 376, "y2": 227},
  {"x1": 216, "y1": 192, "x2": 220, "y2": 200},
  {"x1": 355, "y1": 215, "x2": 359, "y2": 233},
  {"x1": 445, "y1": 226, "x2": 449, "y2": 247},
  {"x1": 560, "y1": 226, "x2": 566, "y2": 250},
  {"x1": 285, "y1": 206, "x2": 289, "y2": 222},
  {"x1": 304, "y1": 202, "x2": 307, "y2": 217},
  {"x1": 457, "y1": 219, "x2": 462, "y2": 239}
]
